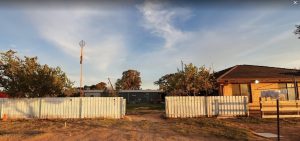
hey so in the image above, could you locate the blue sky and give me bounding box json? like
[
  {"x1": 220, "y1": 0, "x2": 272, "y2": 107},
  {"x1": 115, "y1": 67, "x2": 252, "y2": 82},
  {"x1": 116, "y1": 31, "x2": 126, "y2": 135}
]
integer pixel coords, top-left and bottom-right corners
[{"x1": 0, "y1": 0, "x2": 300, "y2": 89}]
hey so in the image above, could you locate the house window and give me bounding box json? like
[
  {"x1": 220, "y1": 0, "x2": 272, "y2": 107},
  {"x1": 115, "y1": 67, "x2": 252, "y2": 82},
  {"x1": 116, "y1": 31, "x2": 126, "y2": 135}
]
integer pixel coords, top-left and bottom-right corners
[
  {"x1": 232, "y1": 84, "x2": 240, "y2": 96},
  {"x1": 232, "y1": 84, "x2": 252, "y2": 102},
  {"x1": 279, "y1": 83, "x2": 296, "y2": 100}
]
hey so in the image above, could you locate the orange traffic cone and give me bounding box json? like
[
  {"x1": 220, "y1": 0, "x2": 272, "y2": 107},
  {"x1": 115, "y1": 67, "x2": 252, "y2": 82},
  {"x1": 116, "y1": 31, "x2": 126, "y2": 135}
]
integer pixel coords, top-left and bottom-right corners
[{"x1": 2, "y1": 114, "x2": 7, "y2": 121}]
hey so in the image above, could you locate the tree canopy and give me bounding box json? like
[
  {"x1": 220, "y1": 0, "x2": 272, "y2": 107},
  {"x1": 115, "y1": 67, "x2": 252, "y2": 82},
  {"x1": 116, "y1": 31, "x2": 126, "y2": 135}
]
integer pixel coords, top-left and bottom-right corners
[
  {"x1": 154, "y1": 63, "x2": 217, "y2": 96},
  {"x1": 95, "y1": 82, "x2": 107, "y2": 90},
  {"x1": 115, "y1": 69, "x2": 141, "y2": 90},
  {"x1": 295, "y1": 25, "x2": 300, "y2": 39},
  {"x1": 0, "y1": 50, "x2": 73, "y2": 97},
  {"x1": 87, "y1": 82, "x2": 107, "y2": 90}
]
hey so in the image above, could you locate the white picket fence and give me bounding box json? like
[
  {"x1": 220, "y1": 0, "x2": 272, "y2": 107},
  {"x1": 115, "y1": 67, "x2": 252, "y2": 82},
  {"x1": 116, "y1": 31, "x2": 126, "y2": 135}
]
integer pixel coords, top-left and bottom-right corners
[
  {"x1": 165, "y1": 96, "x2": 248, "y2": 118},
  {"x1": 0, "y1": 97, "x2": 126, "y2": 119}
]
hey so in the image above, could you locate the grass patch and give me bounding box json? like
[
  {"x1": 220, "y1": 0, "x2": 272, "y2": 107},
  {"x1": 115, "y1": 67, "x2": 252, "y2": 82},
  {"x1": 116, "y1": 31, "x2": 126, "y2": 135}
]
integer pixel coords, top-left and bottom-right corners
[
  {"x1": 126, "y1": 103, "x2": 165, "y2": 115},
  {"x1": 127, "y1": 103, "x2": 165, "y2": 111},
  {"x1": 231, "y1": 117, "x2": 269, "y2": 124}
]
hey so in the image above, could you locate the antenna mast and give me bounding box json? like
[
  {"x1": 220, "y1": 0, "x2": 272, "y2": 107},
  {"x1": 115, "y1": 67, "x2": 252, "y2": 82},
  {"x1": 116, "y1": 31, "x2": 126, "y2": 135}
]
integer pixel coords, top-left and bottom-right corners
[
  {"x1": 108, "y1": 78, "x2": 116, "y2": 96},
  {"x1": 79, "y1": 40, "x2": 86, "y2": 96}
]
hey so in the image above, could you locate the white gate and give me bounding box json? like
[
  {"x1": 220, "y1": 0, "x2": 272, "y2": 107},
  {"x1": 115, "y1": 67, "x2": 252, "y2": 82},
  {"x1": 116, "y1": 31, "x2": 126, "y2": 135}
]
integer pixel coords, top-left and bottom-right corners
[{"x1": 165, "y1": 96, "x2": 248, "y2": 118}]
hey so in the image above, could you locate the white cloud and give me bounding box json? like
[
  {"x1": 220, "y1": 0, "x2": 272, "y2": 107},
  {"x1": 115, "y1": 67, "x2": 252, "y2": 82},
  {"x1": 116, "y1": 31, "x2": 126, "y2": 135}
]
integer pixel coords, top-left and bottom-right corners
[
  {"x1": 137, "y1": 1, "x2": 190, "y2": 48},
  {"x1": 135, "y1": 4, "x2": 300, "y2": 89}
]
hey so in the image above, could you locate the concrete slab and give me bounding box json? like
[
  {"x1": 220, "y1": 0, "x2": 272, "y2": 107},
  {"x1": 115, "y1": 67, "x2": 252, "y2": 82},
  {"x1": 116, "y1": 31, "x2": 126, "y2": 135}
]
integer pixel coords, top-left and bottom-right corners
[{"x1": 254, "y1": 132, "x2": 283, "y2": 138}]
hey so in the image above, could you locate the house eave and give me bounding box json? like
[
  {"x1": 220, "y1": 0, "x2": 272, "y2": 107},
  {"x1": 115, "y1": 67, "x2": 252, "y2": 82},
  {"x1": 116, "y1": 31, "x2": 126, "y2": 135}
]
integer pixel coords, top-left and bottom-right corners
[{"x1": 218, "y1": 78, "x2": 300, "y2": 84}]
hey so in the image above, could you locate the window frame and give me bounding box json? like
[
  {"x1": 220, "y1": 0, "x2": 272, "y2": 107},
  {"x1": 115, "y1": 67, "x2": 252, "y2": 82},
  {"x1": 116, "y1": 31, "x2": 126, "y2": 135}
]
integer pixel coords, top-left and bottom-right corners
[
  {"x1": 278, "y1": 83, "x2": 297, "y2": 101},
  {"x1": 231, "y1": 83, "x2": 252, "y2": 103}
]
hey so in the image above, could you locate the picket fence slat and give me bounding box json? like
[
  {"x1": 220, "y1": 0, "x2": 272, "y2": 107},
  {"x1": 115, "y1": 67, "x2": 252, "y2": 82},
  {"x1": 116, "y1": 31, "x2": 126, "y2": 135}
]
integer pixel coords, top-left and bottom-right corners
[
  {"x1": 165, "y1": 96, "x2": 248, "y2": 118},
  {"x1": 0, "y1": 97, "x2": 125, "y2": 119}
]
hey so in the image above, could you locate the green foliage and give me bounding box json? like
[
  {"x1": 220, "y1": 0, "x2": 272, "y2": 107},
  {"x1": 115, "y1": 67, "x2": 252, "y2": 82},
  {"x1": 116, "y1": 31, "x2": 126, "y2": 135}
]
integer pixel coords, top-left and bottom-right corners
[
  {"x1": 0, "y1": 50, "x2": 73, "y2": 97},
  {"x1": 115, "y1": 69, "x2": 141, "y2": 90},
  {"x1": 86, "y1": 82, "x2": 107, "y2": 90},
  {"x1": 154, "y1": 63, "x2": 217, "y2": 96},
  {"x1": 295, "y1": 25, "x2": 300, "y2": 39},
  {"x1": 95, "y1": 82, "x2": 107, "y2": 90}
]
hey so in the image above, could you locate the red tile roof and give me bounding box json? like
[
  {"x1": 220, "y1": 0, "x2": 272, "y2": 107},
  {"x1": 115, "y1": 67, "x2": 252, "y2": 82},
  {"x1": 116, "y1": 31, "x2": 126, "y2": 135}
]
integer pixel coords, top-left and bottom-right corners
[{"x1": 215, "y1": 65, "x2": 300, "y2": 83}]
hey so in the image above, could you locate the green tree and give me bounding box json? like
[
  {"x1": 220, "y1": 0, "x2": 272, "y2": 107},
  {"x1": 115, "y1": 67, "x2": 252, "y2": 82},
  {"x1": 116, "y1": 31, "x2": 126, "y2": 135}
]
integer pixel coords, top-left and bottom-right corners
[
  {"x1": 0, "y1": 50, "x2": 73, "y2": 97},
  {"x1": 115, "y1": 79, "x2": 122, "y2": 90},
  {"x1": 154, "y1": 63, "x2": 217, "y2": 96},
  {"x1": 95, "y1": 82, "x2": 107, "y2": 90},
  {"x1": 115, "y1": 69, "x2": 141, "y2": 90},
  {"x1": 295, "y1": 25, "x2": 300, "y2": 39}
]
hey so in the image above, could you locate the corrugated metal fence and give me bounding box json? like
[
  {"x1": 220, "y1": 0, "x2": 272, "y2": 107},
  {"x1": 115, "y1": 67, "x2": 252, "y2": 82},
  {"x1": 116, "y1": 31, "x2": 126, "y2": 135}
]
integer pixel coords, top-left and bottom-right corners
[
  {"x1": 165, "y1": 96, "x2": 248, "y2": 118},
  {"x1": 0, "y1": 97, "x2": 126, "y2": 119}
]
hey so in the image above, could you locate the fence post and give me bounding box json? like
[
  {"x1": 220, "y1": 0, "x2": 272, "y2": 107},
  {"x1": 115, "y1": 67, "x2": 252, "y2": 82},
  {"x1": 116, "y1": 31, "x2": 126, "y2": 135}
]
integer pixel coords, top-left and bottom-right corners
[
  {"x1": 243, "y1": 96, "x2": 248, "y2": 116},
  {"x1": 123, "y1": 98, "x2": 126, "y2": 117},
  {"x1": 214, "y1": 99, "x2": 219, "y2": 116},
  {"x1": 79, "y1": 98, "x2": 82, "y2": 118},
  {"x1": 165, "y1": 97, "x2": 168, "y2": 118},
  {"x1": 120, "y1": 98, "x2": 125, "y2": 118},
  {"x1": 39, "y1": 98, "x2": 42, "y2": 118},
  {"x1": 205, "y1": 96, "x2": 208, "y2": 117}
]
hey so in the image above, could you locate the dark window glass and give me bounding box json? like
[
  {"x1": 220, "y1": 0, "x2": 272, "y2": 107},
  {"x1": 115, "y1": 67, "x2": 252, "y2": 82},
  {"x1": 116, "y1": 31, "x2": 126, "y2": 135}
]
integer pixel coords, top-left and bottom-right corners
[
  {"x1": 240, "y1": 84, "x2": 249, "y2": 96},
  {"x1": 232, "y1": 84, "x2": 240, "y2": 96},
  {"x1": 241, "y1": 84, "x2": 252, "y2": 102},
  {"x1": 232, "y1": 84, "x2": 252, "y2": 102}
]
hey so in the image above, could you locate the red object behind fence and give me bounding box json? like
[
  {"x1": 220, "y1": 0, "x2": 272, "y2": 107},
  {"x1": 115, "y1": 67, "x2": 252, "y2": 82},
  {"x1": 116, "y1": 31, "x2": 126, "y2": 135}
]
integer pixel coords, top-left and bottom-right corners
[{"x1": 0, "y1": 92, "x2": 8, "y2": 98}]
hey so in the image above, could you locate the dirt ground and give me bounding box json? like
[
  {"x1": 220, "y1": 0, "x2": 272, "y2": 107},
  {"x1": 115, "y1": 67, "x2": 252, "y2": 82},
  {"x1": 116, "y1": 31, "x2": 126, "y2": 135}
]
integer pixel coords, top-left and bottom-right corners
[{"x1": 0, "y1": 105, "x2": 300, "y2": 141}]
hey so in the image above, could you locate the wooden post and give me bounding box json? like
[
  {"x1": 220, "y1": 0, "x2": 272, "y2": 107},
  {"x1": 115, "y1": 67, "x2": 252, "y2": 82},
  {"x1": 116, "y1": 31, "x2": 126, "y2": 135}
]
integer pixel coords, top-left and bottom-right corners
[
  {"x1": 294, "y1": 77, "x2": 299, "y2": 100},
  {"x1": 276, "y1": 99, "x2": 280, "y2": 141},
  {"x1": 259, "y1": 97, "x2": 263, "y2": 118},
  {"x1": 243, "y1": 96, "x2": 248, "y2": 116}
]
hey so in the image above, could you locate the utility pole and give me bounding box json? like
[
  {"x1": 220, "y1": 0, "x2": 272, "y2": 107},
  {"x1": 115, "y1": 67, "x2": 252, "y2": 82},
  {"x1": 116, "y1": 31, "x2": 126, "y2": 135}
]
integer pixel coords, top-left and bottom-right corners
[{"x1": 79, "y1": 40, "x2": 86, "y2": 97}]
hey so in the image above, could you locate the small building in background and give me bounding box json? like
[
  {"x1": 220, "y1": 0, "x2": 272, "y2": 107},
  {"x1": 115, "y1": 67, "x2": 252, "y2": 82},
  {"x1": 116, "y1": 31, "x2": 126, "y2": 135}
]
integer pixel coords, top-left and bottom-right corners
[
  {"x1": 84, "y1": 90, "x2": 107, "y2": 97},
  {"x1": 118, "y1": 90, "x2": 165, "y2": 104},
  {"x1": 83, "y1": 89, "x2": 166, "y2": 104}
]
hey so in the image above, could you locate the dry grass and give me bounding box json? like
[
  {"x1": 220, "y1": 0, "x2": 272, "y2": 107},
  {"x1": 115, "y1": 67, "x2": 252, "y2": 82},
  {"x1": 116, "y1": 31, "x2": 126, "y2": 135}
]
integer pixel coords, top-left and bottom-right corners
[
  {"x1": 1, "y1": 109, "x2": 300, "y2": 141},
  {"x1": 0, "y1": 117, "x2": 257, "y2": 141},
  {"x1": 166, "y1": 118, "x2": 252, "y2": 140}
]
